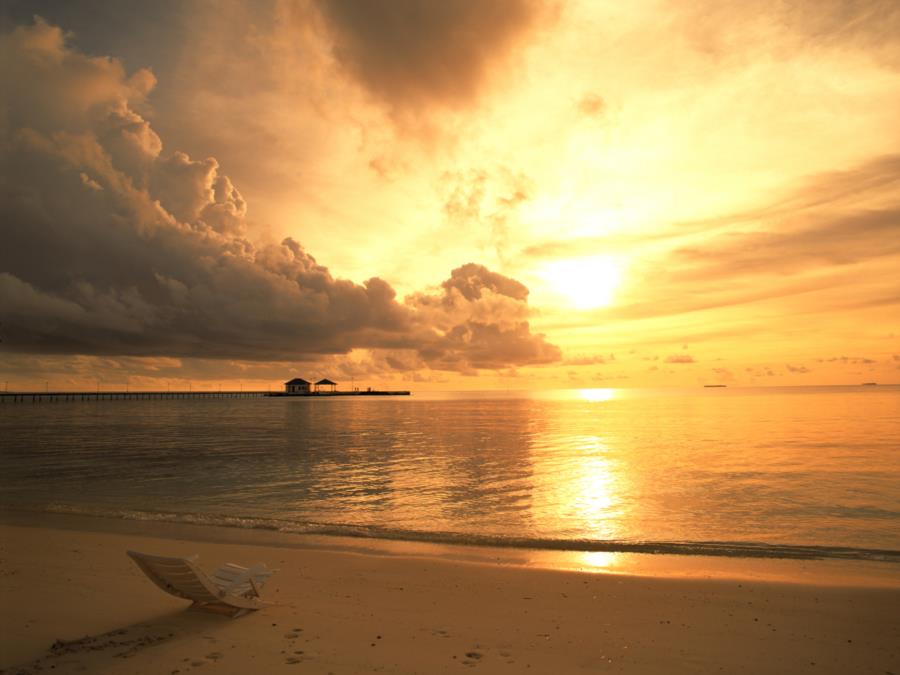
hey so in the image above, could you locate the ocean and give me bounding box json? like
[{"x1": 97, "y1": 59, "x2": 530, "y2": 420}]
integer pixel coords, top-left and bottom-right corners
[{"x1": 1, "y1": 386, "x2": 898, "y2": 563}]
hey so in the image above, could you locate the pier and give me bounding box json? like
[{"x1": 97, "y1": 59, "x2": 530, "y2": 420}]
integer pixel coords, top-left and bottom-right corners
[
  {"x1": 0, "y1": 390, "x2": 268, "y2": 403},
  {"x1": 0, "y1": 390, "x2": 410, "y2": 403},
  {"x1": 267, "y1": 390, "x2": 410, "y2": 397}
]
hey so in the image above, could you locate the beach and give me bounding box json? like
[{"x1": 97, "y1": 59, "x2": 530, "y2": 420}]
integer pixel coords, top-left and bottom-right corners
[
  {"x1": 4, "y1": 5, "x2": 900, "y2": 674},
  {"x1": 2, "y1": 521, "x2": 898, "y2": 675}
]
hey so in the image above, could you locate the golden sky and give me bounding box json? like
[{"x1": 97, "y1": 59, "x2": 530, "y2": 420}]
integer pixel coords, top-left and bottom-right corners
[{"x1": 1, "y1": 0, "x2": 899, "y2": 390}]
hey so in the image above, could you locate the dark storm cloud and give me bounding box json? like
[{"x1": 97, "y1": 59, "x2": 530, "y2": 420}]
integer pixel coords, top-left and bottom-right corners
[
  {"x1": 0, "y1": 19, "x2": 559, "y2": 373},
  {"x1": 313, "y1": 0, "x2": 544, "y2": 110}
]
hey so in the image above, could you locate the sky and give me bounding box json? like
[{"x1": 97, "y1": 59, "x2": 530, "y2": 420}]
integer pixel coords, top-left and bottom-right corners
[{"x1": 1, "y1": 0, "x2": 899, "y2": 391}]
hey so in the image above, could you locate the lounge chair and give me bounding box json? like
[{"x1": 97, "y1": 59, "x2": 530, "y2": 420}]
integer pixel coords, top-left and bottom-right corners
[{"x1": 127, "y1": 550, "x2": 275, "y2": 617}]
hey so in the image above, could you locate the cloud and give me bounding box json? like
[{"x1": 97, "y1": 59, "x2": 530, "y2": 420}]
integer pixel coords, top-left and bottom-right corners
[
  {"x1": 439, "y1": 167, "x2": 533, "y2": 263},
  {"x1": 711, "y1": 367, "x2": 734, "y2": 381},
  {"x1": 577, "y1": 93, "x2": 605, "y2": 117},
  {"x1": 672, "y1": 204, "x2": 900, "y2": 281},
  {"x1": 405, "y1": 264, "x2": 560, "y2": 371},
  {"x1": 0, "y1": 19, "x2": 558, "y2": 373},
  {"x1": 529, "y1": 152, "x2": 900, "y2": 334},
  {"x1": 665, "y1": 354, "x2": 695, "y2": 364},
  {"x1": 785, "y1": 364, "x2": 811, "y2": 373},
  {"x1": 562, "y1": 354, "x2": 614, "y2": 366},
  {"x1": 554, "y1": 154, "x2": 900, "y2": 325},
  {"x1": 313, "y1": 0, "x2": 545, "y2": 113},
  {"x1": 674, "y1": 0, "x2": 900, "y2": 70}
]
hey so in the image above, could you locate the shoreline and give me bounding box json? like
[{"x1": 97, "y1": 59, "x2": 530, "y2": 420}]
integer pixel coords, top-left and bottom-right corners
[
  {"x1": 3, "y1": 509, "x2": 899, "y2": 589},
  {"x1": 2, "y1": 519, "x2": 899, "y2": 674}
]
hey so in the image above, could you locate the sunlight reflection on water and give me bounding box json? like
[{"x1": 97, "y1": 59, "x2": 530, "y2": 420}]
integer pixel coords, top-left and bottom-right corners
[
  {"x1": 1, "y1": 386, "x2": 899, "y2": 552},
  {"x1": 577, "y1": 388, "x2": 616, "y2": 402}
]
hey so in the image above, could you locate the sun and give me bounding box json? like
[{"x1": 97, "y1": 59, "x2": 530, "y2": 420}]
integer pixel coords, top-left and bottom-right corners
[{"x1": 539, "y1": 256, "x2": 623, "y2": 309}]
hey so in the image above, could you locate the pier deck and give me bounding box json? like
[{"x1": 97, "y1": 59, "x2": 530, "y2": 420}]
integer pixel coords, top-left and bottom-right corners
[{"x1": 0, "y1": 390, "x2": 409, "y2": 403}]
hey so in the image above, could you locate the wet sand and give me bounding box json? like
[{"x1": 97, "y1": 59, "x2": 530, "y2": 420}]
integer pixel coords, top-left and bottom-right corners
[{"x1": 1, "y1": 522, "x2": 898, "y2": 674}]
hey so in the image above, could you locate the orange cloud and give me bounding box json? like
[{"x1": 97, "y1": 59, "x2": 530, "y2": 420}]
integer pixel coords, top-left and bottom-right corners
[{"x1": 0, "y1": 18, "x2": 558, "y2": 374}]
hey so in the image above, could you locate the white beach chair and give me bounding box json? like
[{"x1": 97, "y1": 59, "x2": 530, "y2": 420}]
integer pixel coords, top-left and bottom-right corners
[{"x1": 127, "y1": 550, "x2": 275, "y2": 618}]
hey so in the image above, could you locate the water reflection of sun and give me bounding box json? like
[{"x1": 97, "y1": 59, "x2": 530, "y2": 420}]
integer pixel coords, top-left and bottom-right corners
[
  {"x1": 574, "y1": 439, "x2": 616, "y2": 526},
  {"x1": 580, "y1": 551, "x2": 620, "y2": 570},
  {"x1": 578, "y1": 388, "x2": 616, "y2": 402},
  {"x1": 531, "y1": 411, "x2": 630, "y2": 547},
  {"x1": 547, "y1": 435, "x2": 623, "y2": 541}
]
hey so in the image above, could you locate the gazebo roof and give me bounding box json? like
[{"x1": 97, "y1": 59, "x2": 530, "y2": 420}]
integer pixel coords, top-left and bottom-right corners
[
  {"x1": 285, "y1": 378, "x2": 310, "y2": 385},
  {"x1": 316, "y1": 378, "x2": 337, "y2": 385}
]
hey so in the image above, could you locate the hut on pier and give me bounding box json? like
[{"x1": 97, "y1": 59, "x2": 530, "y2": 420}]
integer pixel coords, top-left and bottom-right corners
[
  {"x1": 284, "y1": 378, "x2": 311, "y2": 394},
  {"x1": 315, "y1": 378, "x2": 337, "y2": 393}
]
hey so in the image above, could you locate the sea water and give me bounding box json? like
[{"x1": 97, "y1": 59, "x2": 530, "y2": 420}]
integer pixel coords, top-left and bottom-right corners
[{"x1": 1, "y1": 386, "x2": 898, "y2": 562}]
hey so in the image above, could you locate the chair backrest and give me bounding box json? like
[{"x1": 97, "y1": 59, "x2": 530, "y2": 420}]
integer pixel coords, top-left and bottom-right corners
[{"x1": 127, "y1": 550, "x2": 221, "y2": 604}]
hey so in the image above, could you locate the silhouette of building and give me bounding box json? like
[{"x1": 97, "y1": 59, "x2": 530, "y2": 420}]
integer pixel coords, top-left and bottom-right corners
[
  {"x1": 284, "y1": 378, "x2": 311, "y2": 394},
  {"x1": 315, "y1": 378, "x2": 337, "y2": 393}
]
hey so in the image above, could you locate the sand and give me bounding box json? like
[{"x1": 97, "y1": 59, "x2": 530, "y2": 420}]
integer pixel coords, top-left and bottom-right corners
[{"x1": 1, "y1": 521, "x2": 899, "y2": 674}]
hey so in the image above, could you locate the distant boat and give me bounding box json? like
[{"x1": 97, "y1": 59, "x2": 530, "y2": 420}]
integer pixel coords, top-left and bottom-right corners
[
  {"x1": 862, "y1": 382, "x2": 878, "y2": 386},
  {"x1": 703, "y1": 384, "x2": 727, "y2": 388}
]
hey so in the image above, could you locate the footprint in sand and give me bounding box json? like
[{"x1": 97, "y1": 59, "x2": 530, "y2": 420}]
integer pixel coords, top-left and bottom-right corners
[
  {"x1": 461, "y1": 651, "x2": 484, "y2": 667},
  {"x1": 205, "y1": 652, "x2": 223, "y2": 661},
  {"x1": 285, "y1": 656, "x2": 301, "y2": 664}
]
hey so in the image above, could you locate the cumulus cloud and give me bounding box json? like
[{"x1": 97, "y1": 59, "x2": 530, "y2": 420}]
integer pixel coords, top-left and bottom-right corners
[
  {"x1": 405, "y1": 264, "x2": 560, "y2": 371},
  {"x1": 0, "y1": 19, "x2": 558, "y2": 373},
  {"x1": 313, "y1": 0, "x2": 545, "y2": 112}
]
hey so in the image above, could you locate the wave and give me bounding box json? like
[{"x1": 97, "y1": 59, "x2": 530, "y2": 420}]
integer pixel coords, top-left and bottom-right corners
[{"x1": 20, "y1": 503, "x2": 900, "y2": 564}]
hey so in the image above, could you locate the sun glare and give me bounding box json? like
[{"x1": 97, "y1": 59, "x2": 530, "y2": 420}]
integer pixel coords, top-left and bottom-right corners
[
  {"x1": 578, "y1": 388, "x2": 616, "y2": 403},
  {"x1": 540, "y1": 256, "x2": 623, "y2": 309}
]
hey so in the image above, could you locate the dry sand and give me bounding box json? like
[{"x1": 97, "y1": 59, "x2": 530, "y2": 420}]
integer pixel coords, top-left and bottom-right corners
[{"x1": 1, "y1": 522, "x2": 899, "y2": 674}]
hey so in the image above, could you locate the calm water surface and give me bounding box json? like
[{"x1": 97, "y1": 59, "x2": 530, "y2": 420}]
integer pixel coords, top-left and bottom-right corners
[{"x1": 1, "y1": 387, "x2": 898, "y2": 560}]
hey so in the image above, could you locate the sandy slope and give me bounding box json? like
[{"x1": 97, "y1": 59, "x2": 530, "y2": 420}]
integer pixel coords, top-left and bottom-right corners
[{"x1": 1, "y1": 524, "x2": 898, "y2": 674}]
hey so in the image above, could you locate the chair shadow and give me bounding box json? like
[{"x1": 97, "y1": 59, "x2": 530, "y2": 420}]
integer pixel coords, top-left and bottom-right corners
[{"x1": 12, "y1": 605, "x2": 250, "y2": 673}]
